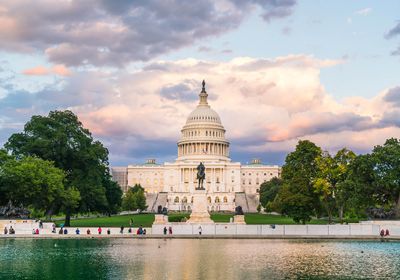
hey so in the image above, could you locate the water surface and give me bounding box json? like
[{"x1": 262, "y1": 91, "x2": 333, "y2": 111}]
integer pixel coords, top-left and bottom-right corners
[{"x1": 0, "y1": 238, "x2": 399, "y2": 279}]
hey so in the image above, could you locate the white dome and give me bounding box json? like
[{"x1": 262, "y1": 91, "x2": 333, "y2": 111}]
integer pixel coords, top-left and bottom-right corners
[
  {"x1": 177, "y1": 80, "x2": 230, "y2": 162},
  {"x1": 186, "y1": 105, "x2": 221, "y2": 125}
]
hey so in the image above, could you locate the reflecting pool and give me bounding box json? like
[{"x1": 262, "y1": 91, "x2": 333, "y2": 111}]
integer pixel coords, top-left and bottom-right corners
[{"x1": 1, "y1": 238, "x2": 399, "y2": 279}]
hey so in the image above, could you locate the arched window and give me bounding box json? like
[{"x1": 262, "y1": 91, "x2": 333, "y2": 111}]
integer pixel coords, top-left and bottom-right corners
[
  {"x1": 207, "y1": 196, "x2": 211, "y2": 204},
  {"x1": 191, "y1": 197, "x2": 193, "y2": 203},
  {"x1": 223, "y1": 196, "x2": 228, "y2": 203},
  {"x1": 182, "y1": 196, "x2": 187, "y2": 203},
  {"x1": 174, "y1": 196, "x2": 179, "y2": 203},
  {"x1": 215, "y1": 197, "x2": 220, "y2": 203}
]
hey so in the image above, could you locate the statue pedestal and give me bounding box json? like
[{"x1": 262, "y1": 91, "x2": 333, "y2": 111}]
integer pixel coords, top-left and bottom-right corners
[
  {"x1": 187, "y1": 190, "x2": 214, "y2": 224},
  {"x1": 154, "y1": 214, "x2": 168, "y2": 224},
  {"x1": 233, "y1": 215, "x2": 246, "y2": 224}
]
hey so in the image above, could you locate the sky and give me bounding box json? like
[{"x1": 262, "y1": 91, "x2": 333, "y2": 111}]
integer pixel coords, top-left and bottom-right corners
[{"x1": 0, "y1": 0, "x2": 400, "y2": 166}]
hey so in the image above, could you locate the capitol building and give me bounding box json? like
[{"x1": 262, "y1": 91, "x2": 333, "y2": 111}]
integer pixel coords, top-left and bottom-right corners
[{"x1": 112, "y1": 81, "x2": 281, "y2": 212}]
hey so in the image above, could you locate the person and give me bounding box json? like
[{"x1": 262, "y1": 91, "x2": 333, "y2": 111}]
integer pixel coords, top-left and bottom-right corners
[
  {"x1": 143, "y1": 229, "x2": 146, "y2": 235},
  {"x1": 52, "y1": 223, "x2": 56, "y2": 233},
  {"x1": 9, "y1": 226, "x2": 15, "y2": 234},
  {"x1": 139, "y1": 225, "x2": 143, "y2": 235},
  {"x1": 32, "y1": 229, "x2": 36, "y2": 235},
  {"x1": 163, "y1": 226, "x2": 167, "y2": 235},
  {"x1": 87, "y1": 229, "x2": 91, "y2": 235},
  {"x1": 76, "y1": 228, "x2": 80, "y2": 235},
  {"x1": 63, "y1": 228, "x2": 68, "y2": 234},
  {"x1": 107, "y1": 229, "x2": 111, "y2": 235},
  {"x1": 380, "y1": 229, "x2": 385, "y2": 237},
  {"x1": 4, "y1": 227, "x2": 8, "y2": 235},
  {"x1": 128, "y1": 227, "x2": 132, "y2": 233},
  {"x1": 98, "y1": 227, "x2": 102, "y2": 235},
  {"x1": 39, "y1": 220, "x2": 43, "y2": 229},
  {"x1": 120, "y1": 226, "x2": 124, "y2": 234},
  {"x1": 35, "y1": 228, "x2": 39, "y2": 235},
  {"x1": 59, "y1": 228, "x2": 63, "y2": 234},
  {"x1": 385, "y1": 229, "x2": 390, "y2": 236},
  {"x1": 169, "y1": 226, "x2": 172, "y2": 235},
  {"x1": 198, "y1": 226, "x2": 202, "y2": 235}
]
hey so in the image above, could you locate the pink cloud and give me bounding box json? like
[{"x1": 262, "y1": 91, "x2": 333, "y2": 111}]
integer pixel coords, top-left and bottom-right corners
[{"x1": 22, "y1": 64, "x2": 71, "y2": 76}]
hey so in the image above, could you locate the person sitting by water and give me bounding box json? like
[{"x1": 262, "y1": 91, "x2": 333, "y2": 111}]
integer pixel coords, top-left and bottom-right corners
[
  {"x1": 107, "y1": 229, "x2": 111, "y2": 235},
  {"x1": 76, "y1": 228, "x2": 80, "y2": 235},
  {"x1": 63, "y1": 228, "x2": 68, "y2": 234},
  {"x1": 380, "y1": 229, "x2": 385, "y2": 237},
  {"x1": 59, "y1": 228, "x2": 63, "y2": 234},
  {"x1": 87, "y1": 229, "x2": 91, "y2": 235},
  {"x1": 143, "y1": 229, "x2": 146, "y2": 235},
  {"x1": 128, "y1": 227, "x2": 132, "y2": 233},
  {"x1": 35, "y1": 228, "x2": 39, "y2": 235},
  {"x1": 32, "y1": 229, "x2": 36, "y2": 235},
  {"x1": 52, "y1": 224, "x2": 56, "y2": 233},
  {"x1": 385, "y1": 229, "x2": 390, "y2": 236},
  {"x1": 9, "y1": 226, "x2": 15, "y2": 234},
  {"x1": 4, "y1": 227, "x2": 8, "y2": 235},
  {"x1": 39, "y1": 220, "x2": 43, "y2": 229},
  {"x1": 98, "y1": 227, "x2": 102, "y2": 235}
]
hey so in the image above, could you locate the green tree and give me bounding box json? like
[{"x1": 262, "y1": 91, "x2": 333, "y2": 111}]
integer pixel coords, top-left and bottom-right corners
[
  {"x1": 313, "y1": 148, "x2": 356, "y2": 223},
  {"x1": 371, "y1": 138, "x2": 400, "y2": 217},
  {"x1": 259, "y1": 177, "x2": 283, "y2": 211},
  {"x1": 122, "y1": 184, "x2": 147, "y2": 212},
  {"x1": 272, "y1": 140, "x2": 322, "y2": 223},
  {"x1": 0, "y1": 156, "x2": 79, "y2": 216},
  {"x1": 5, "y1": 110, "x2": 121, "y2": 225}
]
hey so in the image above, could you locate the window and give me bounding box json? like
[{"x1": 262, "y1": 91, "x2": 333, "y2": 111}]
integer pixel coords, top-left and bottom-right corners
[
  {"x1": 207, "y1": 196, "x2": 211, "y2": 204},
  {"x1": 215, "y1": 197, "x2": 220, "y2": 203},
  {"x1": 182, "y1": 197, "x2": 187, "y2": 203},
  {"x1": 223, "y1": 197, "x2": 228, "y2": 203},
  {"x1": 174, "y1": 196, "x2": 179, "y2": 203}
]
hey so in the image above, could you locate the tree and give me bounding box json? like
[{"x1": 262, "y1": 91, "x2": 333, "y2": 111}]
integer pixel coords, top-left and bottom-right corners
[
  {"x1": 0, "y1": 155, "x2": 79, "y2": 216},
  {"x1": 272, "y1": 140, "x2": 322, "y2": 223},
  {"x1": 371, "y1": 138, "x2": 400, "y2": 217},
  {"x1": 313, "y1": 148, "x2": 356, "y2": 223},
  {"x1": 5, "y1": 110, "x2": 121, "y2": 225},
  {"x1": 122, "y1": 184, "x2": 147, "y2": 212},
  {"x1": 103, "y1": 178, "x2": 123, "y2": 215},
  {"x1": 259, "y1": 177, "x2": 283, "y2": 211}
]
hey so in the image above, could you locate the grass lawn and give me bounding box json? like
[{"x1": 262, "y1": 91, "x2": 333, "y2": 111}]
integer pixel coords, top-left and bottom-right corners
[
  {"x1": 245, "y1": 213, "x2": 359, "y2": 225},
  {"x1": 55, "y1": 213, "x2": 358, "y2": 227},
  {"x1": 56, "y1": 214, "x2": 155, "y2": 228}
]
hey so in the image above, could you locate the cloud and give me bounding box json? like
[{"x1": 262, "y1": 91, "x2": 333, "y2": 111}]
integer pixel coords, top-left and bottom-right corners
[
  {"x1": 1, "y1": 55, "x2": 400, "y2": 166},
  {"x1": 385, "y1": 22, "x2": 400, "y2": 39},
  {"x1": 391, "y1": 46, "x2": 400, "y2": 56},
  {"x1": 383, "y1": 86, "x2": 400, "y2": 106},
  {"x1": 0, "y1": 0, "x2": 296, "y2": 67},
  {"x1": 22, "y1": 65, "x2": 71, "y2": 76},
  {"x1": 355, "y1": 8, "x2": 372, "y2": 16}
]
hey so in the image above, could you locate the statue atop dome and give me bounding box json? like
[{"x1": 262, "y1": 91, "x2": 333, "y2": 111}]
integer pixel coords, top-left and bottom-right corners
[{"x1": 199, "y1": 80, "x2": 208, "y2": 105}]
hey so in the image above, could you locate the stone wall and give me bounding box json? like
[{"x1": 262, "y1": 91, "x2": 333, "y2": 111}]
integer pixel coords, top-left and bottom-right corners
[{"x1": 152, "y1": 223, "x2": 384, "y2": 236}]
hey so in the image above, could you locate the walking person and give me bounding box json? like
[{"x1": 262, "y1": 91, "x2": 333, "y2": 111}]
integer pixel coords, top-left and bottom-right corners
[
  {"x1": 168, "y1": 226, "x2": 173, "y2": 235},
  {"x1": 163, "y1": 226, "x2": 167, "y2": 235},
  {"x1": 198, "y1": 226, "x2": 202, "y2": 235}
]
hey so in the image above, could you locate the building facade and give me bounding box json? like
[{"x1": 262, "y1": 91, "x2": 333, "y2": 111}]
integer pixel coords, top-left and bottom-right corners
[{"x1": 112, "y1": 81, "x2": 280, "y2": 212}]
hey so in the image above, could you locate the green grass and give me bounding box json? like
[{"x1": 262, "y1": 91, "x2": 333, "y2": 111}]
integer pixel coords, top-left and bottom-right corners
[
  {"x1": 210, "y1": 213, "x2": 234, "y2": 222},
  {"x1": 245, "y1": 213, "x2": 359, "y2": 225},
  {"x1": 56, "y1": 214, "x2": 155, "y2": 228},
  {"x1": 54, "y1": 213, "x2": 358, "y2": 227}
]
